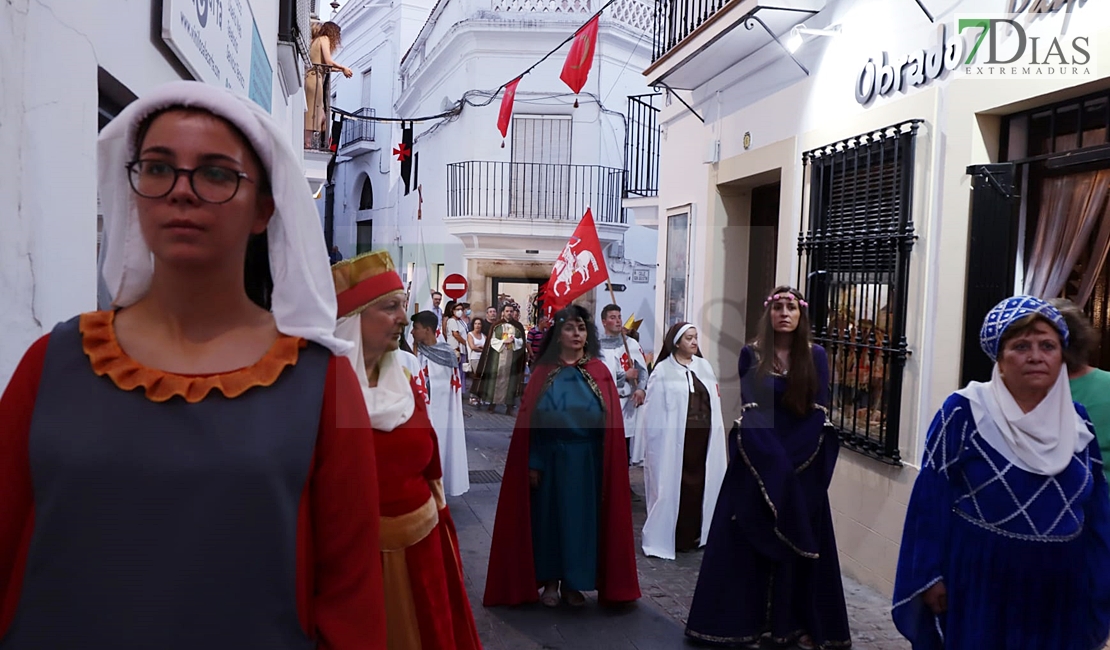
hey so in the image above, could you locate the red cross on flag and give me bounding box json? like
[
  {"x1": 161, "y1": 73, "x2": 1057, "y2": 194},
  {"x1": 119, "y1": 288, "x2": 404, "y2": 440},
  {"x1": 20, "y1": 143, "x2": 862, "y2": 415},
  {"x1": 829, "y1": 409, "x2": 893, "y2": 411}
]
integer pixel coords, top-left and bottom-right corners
[
  {"x1": 542, "y1": 208, "x2": 609, "y2": 316},
  {"x1": 451, "y1": 368, "x2": 462, "y2": 393}
]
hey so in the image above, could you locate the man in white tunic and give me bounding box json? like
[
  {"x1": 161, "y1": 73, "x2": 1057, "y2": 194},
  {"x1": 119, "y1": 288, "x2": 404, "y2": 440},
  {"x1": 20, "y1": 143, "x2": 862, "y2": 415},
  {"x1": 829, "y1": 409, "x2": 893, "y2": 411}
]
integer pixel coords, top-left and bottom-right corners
[
  {"x1": 598, "y1": 304, "x2": 648, "y2": 465},
  {"x1": 412, "y1": 310, "x2": 470, "y2": 496}
]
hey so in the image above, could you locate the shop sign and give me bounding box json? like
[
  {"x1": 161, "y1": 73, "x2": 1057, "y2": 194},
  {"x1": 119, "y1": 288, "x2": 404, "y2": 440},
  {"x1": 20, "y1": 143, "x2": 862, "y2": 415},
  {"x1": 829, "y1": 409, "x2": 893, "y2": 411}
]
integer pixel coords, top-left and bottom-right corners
[
  {"x1": 856, "y1": 7, "x2": 1095, "y2": 105},
  {"x1": 162, "y1": 0, "x2": 273, "y2": 112},
  {"x1": 855, "y1": 24, "x2": 965, "y2": 105},
  {"x1": 1008, "y1": 0, "x2": 1087, "y2": 25}
]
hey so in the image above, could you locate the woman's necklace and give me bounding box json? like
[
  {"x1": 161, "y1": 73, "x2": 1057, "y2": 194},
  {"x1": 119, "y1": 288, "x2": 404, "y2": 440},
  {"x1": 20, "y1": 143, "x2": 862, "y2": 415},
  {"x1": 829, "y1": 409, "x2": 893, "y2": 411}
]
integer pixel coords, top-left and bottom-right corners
[{"x1": 772, "y1": 349, "x2": 790, "y2": 375}]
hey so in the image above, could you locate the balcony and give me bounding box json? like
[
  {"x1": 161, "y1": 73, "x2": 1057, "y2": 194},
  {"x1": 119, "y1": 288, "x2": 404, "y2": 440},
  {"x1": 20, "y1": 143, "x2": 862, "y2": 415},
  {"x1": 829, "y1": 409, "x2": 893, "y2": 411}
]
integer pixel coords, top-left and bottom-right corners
[
  {"x1": 339, "y1": 107, "x2": 378, "y2": 156},
  {"x1": 645, "y1": 0, "x2": 823, "y2": 89},
  {"x1": 624, "y1": 93, "x2": 660, "y2": 199},
  {"x1": 623, "y1": 93, "x2": 662, "y2": 229},
  {"x1": 445, "y1": 161, "x2": 628, "y2": 251},
  {"x1": 304, "y1": 63, "x2": 337, "y2": 196}
]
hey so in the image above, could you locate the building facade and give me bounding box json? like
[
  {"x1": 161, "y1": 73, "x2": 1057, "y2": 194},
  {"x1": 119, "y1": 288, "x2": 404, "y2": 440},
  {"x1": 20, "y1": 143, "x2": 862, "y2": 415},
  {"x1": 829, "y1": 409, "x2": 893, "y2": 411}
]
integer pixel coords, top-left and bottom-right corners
[
  {"x1": 329, "y1": 0, "x2": 661, "y2": 348},
  {"x1": 0, "y1": 0, "x2": 320, "y2": 387},
  {"x1": 326, "y1": 0, "x2": 436, "y2": 262},
  {"x1": 647, "y1": 0, "x2": 1110, "y2": 595}
]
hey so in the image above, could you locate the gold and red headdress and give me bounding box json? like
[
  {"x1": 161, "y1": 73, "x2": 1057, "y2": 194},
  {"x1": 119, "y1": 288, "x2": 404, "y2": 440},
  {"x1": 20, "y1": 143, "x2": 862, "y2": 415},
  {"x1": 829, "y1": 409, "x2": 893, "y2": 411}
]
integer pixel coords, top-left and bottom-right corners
[{"x1": 331, "y1": 250, "x2": 405, "y2": 319}]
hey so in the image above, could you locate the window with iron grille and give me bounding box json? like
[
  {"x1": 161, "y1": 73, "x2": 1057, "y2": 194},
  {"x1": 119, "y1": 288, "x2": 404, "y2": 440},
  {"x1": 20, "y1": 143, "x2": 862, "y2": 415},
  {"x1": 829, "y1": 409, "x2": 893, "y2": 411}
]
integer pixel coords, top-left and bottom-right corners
[{"x1": 796, "y1": 119, "x2": 922, "y2": 464}]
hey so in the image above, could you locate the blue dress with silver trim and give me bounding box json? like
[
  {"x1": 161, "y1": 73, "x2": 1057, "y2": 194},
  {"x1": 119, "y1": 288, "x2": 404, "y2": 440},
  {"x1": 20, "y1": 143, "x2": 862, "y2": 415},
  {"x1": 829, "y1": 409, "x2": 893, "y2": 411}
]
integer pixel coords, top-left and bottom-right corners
[{"x1": 892, "y1": 393, "x2": 1110, "y2": 649}]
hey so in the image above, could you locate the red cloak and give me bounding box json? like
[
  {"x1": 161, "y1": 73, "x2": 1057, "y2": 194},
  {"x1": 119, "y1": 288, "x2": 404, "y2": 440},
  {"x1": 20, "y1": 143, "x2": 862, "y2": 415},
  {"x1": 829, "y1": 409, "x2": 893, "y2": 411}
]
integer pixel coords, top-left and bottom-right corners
[{"x1": 482, "y1": 357, "x2": 641, "y2": 606}]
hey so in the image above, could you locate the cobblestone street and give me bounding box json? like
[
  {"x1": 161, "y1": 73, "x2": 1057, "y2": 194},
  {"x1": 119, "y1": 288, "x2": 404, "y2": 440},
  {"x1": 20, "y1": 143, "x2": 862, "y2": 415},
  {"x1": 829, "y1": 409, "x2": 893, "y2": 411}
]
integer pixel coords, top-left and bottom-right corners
[{"x1": 449, "y1": 405, "x2": 911, "y2": 649}]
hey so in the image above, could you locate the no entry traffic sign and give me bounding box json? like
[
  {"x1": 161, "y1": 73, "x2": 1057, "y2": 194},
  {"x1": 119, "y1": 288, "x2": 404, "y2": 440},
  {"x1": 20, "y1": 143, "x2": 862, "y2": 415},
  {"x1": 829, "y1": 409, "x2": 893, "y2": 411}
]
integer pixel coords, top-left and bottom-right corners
[{"x1": 443, "y1": 274, "x2": 468, "y2": 299}]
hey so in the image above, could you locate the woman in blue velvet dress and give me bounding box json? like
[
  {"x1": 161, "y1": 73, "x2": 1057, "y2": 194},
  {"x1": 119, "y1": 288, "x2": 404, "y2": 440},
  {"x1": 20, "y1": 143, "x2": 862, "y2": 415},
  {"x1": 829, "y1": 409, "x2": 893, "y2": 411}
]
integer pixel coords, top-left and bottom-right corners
[
  {"x1": 483, "y1": 304, "x2": 640, "y2": 609},
  {"x1": 893, "y1": 295, "x2": 1110, "y2": 649},
  {"x1": 686, "y1": 287, "x2": 850, "y2": 649}
]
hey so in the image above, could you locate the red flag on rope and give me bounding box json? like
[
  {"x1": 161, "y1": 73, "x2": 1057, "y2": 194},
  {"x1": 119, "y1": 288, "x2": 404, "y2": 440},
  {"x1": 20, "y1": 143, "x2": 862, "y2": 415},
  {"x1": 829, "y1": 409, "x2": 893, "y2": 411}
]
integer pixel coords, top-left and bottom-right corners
[
  {"x1": 497, "y1": 77, "x2": 521, "y2": 141},
  {"x1": 542, "y1": 208, "x2": 609, "y2": 316},
  {"x1": 559, "y1": 15, "x2": 600, "y2": 101}
]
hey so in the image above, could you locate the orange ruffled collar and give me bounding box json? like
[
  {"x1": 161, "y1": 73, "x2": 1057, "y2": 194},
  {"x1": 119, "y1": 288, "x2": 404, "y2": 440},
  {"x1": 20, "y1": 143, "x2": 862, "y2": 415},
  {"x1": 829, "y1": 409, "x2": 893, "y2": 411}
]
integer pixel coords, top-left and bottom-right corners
[{"x1": 80, "y1": 310, "x2": 306, "y2": 404}]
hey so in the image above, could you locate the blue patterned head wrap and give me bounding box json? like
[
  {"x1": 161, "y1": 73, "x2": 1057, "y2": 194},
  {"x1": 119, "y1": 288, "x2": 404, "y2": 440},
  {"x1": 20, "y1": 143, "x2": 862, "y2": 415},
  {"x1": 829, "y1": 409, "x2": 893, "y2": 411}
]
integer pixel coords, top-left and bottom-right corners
[{"x1": 980, "y1": 295, "x2": 1069, "y2": 362}]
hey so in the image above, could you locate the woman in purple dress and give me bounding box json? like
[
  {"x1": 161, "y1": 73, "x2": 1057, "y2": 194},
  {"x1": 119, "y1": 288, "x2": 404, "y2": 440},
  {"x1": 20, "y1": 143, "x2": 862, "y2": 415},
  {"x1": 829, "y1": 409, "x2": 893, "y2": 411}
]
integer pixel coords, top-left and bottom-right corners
[{"x1": 686, "y1": 286, "x2": 850, "y2": 649}]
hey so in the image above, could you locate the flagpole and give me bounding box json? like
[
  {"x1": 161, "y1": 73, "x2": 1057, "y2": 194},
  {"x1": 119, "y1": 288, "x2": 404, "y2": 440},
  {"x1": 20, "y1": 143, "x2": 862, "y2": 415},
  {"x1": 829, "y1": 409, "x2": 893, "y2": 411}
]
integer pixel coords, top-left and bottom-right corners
[{"x1": 606, "y1": 281, "x2": 638, "y2": 390}]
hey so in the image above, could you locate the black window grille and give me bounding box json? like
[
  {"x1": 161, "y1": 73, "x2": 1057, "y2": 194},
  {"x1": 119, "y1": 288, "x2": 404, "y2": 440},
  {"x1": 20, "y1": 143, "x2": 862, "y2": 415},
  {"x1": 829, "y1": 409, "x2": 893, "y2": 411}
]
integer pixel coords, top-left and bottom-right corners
[
  {"x1": 796, "y1": 119, "x2": 922, "y2": 465},
  {"x1": 625, "y1": 93, "x2": 661, "y2": 198}
]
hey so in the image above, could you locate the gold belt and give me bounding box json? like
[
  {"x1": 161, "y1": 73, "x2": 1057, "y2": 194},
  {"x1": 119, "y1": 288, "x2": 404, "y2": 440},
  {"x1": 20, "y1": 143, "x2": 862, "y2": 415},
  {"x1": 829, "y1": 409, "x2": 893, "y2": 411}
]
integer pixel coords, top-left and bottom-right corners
[{"x1": 379, "y1": 479, "x2": 446, "y2": 551}]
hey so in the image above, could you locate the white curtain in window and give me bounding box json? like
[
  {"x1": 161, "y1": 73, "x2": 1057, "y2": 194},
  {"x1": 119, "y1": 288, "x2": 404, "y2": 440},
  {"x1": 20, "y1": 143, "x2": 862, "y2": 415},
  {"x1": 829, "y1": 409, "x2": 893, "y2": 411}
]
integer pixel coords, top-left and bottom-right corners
[{"x1": 1024, "y1": 169, "x2": 1110, "y2": 300}]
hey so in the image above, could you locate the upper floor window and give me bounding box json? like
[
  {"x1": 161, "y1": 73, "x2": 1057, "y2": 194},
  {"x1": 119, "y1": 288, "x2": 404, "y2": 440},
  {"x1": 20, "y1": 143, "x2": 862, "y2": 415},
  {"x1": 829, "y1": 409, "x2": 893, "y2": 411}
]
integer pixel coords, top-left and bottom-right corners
[{"x1": 359, "y1": 176, "x2": 374, "y2": 210}]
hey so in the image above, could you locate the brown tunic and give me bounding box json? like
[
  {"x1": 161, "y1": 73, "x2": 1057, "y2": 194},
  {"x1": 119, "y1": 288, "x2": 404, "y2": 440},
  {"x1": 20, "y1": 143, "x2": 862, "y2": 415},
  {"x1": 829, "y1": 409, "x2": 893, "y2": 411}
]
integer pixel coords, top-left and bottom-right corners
[{"x1": 675, "y1": 372, "x2": 712, "y2": 552}]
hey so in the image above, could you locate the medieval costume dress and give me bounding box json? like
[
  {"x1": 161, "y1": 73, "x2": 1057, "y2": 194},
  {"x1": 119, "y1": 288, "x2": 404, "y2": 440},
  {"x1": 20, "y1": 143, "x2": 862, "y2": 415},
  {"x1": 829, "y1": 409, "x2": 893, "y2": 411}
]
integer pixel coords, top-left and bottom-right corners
[
  {"x1": 417, "y1": 340, "x2": 470, "y2": 497},
  {"x1": 637, "y1": 353, "x2": 727, "y2": 560},
  {"x1": 599, "y1": 332, "x2": 649, "y2": 464},
  {"x1": 483, "y1": 357, "x2": 641, "y2": 606},
  {"x1": 686, "y1": 344, "x2": 851, "y2": 649},
  {"x1": 332, "y1": 252, "x2": 482, "y2": 650},
  {"x1": 893, "y1": 296, "x2": 1110, "y2": 650},
  {"x1": 471, "y1": 318, "x2": 527, "y2": 410},
  {"x1": 0, "y1": 82, "x2": 386, "y2": 648}
]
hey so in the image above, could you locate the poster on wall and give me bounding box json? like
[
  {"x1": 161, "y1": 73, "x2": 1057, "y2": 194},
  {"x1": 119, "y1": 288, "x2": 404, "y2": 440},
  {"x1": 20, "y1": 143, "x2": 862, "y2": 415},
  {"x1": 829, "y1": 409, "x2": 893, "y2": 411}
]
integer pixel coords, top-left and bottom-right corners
[
  {"x1": 665, "y1": 212, "x2": 689, "y2": 330},
  {"x1": 162, "y1": 0, "x2": 273, "y2": 112}
]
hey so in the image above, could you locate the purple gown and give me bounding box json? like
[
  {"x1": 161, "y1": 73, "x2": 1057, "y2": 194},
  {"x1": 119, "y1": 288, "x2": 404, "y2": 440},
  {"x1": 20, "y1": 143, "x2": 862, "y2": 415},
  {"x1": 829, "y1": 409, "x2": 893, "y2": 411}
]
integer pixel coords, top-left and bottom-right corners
[{"x1": 686, "y1": 344, "x2": 851, "y2": 648}]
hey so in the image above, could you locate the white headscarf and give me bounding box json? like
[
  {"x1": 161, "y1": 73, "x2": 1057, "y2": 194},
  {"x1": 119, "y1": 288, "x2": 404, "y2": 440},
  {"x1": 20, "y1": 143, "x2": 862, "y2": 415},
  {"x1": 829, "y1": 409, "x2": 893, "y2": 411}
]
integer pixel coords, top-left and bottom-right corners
[
  {"x1": 97, "y1": 81, "x2": 349, "y2": 355},
  {"x1": 956, "y1": 294, "x2": 1093, "y2": 476},
  {"x1": 335, "y1": 311, "x2": 417, "y2": 432},
  {"x1": 957, "y1": 366, "x2": 1092, "y2": 476}
]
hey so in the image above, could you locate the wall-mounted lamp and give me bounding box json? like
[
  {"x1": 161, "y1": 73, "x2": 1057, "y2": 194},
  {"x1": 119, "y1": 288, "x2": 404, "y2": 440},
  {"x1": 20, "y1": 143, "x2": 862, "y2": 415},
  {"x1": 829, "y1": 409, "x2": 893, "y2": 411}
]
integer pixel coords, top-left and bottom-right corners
[{"x1": 785, "y1": 23, "x2": 842, "y2": 53}]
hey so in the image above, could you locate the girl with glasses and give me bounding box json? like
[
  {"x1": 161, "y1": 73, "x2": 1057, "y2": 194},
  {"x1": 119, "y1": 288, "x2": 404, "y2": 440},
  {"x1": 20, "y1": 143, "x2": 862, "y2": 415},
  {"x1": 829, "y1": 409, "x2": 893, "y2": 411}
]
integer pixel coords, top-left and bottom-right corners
[{"x1": 0, "y1": 82, "x2": 386, "y2": 648}]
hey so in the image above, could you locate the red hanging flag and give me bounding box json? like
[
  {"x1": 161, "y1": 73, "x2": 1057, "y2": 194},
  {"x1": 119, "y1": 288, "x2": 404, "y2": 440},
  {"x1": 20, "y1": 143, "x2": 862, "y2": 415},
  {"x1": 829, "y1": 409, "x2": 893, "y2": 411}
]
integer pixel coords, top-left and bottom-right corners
[
  {"x1": 559, "y1": 15, "x2": 600, "y2": 98},
  {"x1": 543, "y1": 208, "x2": 609, "y2": 315},
  {"x1": 497, "y1": 77, "x2": 521, "y2": 140}
]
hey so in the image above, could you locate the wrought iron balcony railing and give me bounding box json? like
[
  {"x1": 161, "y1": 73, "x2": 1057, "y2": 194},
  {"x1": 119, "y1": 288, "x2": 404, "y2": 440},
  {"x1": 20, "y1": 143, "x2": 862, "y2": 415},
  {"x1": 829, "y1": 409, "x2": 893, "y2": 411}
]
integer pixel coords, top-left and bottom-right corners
[
  {"x1": 447, "y1": 161, "x2": 626, "y2": 223},
  {"x1": 652, "y1": 0, "x2": 731, "y2": 61},
  {"x1": 305, "y1": 63, "x2": 335, "y2": 152},
  {"x1": 340, "y1": 107, "x2": 377, "y2": 149},
  {"x1": 624, "y1": 93, "x2": 661, "y2": 198}
]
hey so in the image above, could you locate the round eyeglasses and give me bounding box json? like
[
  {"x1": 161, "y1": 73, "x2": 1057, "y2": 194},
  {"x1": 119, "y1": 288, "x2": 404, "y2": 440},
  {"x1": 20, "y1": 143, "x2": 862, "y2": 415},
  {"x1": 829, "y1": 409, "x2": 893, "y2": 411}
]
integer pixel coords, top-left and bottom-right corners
[{"x1": 126, "y1": 160, "x2": 255, "y2": 204}]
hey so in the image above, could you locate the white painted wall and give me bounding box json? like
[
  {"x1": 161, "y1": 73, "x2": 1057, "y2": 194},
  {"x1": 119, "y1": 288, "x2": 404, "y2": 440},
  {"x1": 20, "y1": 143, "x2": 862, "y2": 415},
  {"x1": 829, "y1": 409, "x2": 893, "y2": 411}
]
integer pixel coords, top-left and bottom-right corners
[
  {"x1": 339, "y1": 0, "x2": 664, "y2": 342},
  {"x1": 327, "y1": 0, "x2": 424, "y2": 258},
  {"x1": 655, "y1": 0, "x2": 1110, "y2": 459},
  {"x1": 650, "y1": 0, "x2": 1110, "y2": 596},
  {"x1": 0, "y1": 0, "x2": 308, "y2": 388}
]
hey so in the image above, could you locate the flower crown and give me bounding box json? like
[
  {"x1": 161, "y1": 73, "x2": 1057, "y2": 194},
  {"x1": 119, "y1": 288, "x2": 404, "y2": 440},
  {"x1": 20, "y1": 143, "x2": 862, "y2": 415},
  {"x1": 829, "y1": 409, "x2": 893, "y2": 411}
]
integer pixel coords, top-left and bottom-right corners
[{"x1": 764, "y1": 292, "x2": 808, "y2": 308}]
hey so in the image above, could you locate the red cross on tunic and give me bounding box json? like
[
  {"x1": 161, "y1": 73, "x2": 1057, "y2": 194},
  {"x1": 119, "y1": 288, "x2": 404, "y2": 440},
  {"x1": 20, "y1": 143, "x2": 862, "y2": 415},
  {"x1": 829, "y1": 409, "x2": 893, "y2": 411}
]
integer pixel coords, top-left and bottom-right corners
[
  {"x1": 450, "y1": 368, "x2": 462, "y2": 393},
  {"x1": 411, "y1": 370, "x2": 429, "y2": 404},
  {"x1": 420, "y1": 366, "x2": 432, "y2": 404},
  {"x1": 620, "y1": 352, "x2": 632, "y2": 371}
]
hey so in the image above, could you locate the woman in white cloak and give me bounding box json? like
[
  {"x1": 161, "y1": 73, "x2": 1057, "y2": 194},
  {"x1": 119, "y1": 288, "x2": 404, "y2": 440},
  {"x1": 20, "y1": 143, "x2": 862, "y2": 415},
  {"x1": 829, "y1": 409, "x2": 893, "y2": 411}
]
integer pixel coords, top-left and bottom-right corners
[{"x1": 638, "y1": 322, "x2": 727, "y2": 560}]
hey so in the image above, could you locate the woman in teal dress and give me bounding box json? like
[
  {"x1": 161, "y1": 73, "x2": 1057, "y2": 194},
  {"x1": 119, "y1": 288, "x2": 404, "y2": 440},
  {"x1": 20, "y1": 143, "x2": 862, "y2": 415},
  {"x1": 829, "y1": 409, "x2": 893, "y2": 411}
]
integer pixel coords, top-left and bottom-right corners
[
  {"x1": 484, "y1": 304, "x2": 641, "y2": 609},
  {"x1": 1052, "y1": 298, "x2": 1110, "y2": 486}
]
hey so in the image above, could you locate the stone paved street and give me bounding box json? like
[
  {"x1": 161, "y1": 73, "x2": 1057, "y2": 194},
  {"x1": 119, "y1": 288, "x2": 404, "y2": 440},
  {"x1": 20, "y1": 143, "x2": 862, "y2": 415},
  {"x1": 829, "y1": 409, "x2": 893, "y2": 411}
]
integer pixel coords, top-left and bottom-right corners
[{"x1": 449, "y1": 404, "x2": 911, "y2": 650}]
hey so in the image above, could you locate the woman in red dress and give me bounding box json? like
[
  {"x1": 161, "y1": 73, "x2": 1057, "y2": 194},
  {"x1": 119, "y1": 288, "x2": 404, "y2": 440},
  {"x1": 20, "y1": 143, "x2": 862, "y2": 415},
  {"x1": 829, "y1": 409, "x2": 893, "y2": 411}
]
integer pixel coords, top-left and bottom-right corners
[{"x1": 331, "y1": 250, "x2": 482, "y2": 649}]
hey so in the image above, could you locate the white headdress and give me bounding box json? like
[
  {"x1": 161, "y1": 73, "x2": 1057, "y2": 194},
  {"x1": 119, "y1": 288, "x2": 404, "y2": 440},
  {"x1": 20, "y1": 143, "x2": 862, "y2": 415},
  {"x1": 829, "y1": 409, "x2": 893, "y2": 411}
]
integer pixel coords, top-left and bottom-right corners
[{"x1": 96, "y1": 81, "x2": 350, "y2": 355}]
